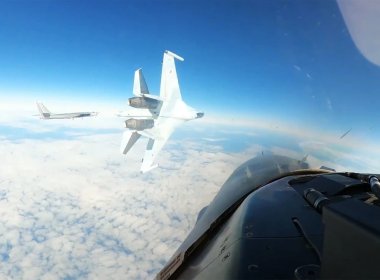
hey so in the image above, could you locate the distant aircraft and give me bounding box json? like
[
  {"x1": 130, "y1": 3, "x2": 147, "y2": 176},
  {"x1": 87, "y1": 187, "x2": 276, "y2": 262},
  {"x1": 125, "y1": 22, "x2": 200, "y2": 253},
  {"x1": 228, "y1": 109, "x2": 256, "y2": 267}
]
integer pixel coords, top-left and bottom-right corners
[
  {"x1": 119, "y1": 50, "x2": 204, "y2": 173},
  {"x1": 340, "y1": 128, "x2": 352, "y2": 139},
  {"x1": 36, "y1": 102, "x2": 98, "y2": 119}
]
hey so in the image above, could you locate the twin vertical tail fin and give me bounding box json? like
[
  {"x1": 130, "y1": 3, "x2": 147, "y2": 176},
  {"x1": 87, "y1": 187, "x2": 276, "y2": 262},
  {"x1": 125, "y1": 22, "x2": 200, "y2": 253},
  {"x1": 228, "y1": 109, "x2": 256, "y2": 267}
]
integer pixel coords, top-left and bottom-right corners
[
  {"x1": 159, "y1": 50, "x2": 183, "y2": 101},
  {"x1": 133, "y1": 69, "x2": 149, "y2": 96},
  {"x1": 36, "y1": 102, "x2": 51, "y2": 119}
]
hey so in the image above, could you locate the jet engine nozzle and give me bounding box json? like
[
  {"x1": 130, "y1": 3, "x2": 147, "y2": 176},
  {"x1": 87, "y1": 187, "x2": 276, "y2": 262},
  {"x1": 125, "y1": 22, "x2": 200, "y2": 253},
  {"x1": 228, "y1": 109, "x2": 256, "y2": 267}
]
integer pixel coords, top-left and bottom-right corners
[
  {"x1": 125, "y1": 118, "x2": 154, "y2": 131},
  {"x1": 128, "y1": 97, "x2": 160, "y2": 109}
]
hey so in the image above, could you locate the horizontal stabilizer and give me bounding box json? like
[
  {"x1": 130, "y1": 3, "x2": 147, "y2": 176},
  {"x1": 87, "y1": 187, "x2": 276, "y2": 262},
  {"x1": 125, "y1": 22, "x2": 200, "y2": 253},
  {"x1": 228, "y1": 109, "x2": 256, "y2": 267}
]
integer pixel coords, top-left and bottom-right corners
[
  {"x1": 120, "y1": 131, "x2": 141, "y2": 155},
  {"x1": 133, "y1": 69, "x2": 149, "y2": 96}
]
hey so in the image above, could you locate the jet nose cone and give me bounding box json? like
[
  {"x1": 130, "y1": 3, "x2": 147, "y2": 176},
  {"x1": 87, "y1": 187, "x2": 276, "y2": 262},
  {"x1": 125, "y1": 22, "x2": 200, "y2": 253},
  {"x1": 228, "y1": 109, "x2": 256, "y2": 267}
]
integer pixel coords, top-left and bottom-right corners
[{"x1": 196, "y1": 112, "x2": 204, "y2": 118}]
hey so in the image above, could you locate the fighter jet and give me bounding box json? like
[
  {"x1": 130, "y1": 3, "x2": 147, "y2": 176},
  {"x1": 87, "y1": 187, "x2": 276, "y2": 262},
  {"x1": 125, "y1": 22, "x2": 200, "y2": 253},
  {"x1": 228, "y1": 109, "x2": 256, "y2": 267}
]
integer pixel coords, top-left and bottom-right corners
[
  {"x1": 36, "y1": 102, "x2": 98, "y2": 119},
  {"x1": 119, "y1": 50, "x2": 204, "y2": 173}
]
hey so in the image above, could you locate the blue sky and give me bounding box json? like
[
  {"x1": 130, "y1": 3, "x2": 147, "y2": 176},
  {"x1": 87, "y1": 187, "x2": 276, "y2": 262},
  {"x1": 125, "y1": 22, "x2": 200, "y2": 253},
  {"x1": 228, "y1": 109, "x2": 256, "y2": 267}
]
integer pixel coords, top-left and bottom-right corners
[
  {"x1": 1, "y1": 2, "x2": 380, "y2": 278},
  {"x1": 1, "y1": 0, "x2": 380, "y2": 134}
]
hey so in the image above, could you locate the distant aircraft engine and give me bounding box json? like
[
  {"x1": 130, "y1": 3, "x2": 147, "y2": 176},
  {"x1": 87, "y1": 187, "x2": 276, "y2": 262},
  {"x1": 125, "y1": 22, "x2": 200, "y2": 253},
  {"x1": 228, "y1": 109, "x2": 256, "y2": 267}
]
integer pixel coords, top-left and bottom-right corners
[
  {"x1": 125, "y1": 118, "x2": 154, "y2": 130},
  {"x1": 128, "y1": 97, "x2": 160, "y2": 109}
]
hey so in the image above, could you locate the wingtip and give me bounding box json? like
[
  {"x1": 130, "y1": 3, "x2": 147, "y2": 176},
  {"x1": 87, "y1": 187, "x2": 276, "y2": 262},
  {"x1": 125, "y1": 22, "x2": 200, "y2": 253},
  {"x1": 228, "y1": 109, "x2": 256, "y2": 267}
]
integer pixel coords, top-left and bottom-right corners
[
  {"x1": 140, "y1": 164, "x2": 159, "y2": 173},
  {"x1": 165, "y1": 50, "x2": 184, "y2": 61}
]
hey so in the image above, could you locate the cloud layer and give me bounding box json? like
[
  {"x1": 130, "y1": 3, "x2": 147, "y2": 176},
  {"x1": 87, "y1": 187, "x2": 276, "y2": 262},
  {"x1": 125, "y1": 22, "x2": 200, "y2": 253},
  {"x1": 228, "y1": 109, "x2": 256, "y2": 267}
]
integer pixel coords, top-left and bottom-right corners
[{"x1": 0, "y1": 126, "x2": 254, "y2": 279}]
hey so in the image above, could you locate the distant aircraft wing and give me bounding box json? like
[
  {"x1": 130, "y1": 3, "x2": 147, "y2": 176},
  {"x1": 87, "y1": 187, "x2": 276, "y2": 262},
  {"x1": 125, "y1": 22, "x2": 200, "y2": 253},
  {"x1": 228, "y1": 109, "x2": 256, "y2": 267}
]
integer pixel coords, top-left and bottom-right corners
[
  {"x1": 140, "y1": 118, "x2": 183, "y2": 173},
  {"x1": 159, "y1": 50, "x2": 184, "y2": 102}
]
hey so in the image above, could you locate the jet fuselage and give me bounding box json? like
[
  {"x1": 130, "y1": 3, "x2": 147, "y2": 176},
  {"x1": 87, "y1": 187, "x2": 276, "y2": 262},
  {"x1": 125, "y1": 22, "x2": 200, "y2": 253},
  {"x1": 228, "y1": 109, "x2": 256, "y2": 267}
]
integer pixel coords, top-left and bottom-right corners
[{"x1": 119, "y1": 50, "x2": 204, "y2": 172}]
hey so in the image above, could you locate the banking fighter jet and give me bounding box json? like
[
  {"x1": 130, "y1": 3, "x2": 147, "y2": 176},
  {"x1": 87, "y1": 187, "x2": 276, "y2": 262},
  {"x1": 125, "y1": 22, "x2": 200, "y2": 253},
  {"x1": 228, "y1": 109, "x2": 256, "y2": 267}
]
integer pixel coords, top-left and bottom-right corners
[{"x1": 119, "y1": 50, "x2": 204, "y2": 173}]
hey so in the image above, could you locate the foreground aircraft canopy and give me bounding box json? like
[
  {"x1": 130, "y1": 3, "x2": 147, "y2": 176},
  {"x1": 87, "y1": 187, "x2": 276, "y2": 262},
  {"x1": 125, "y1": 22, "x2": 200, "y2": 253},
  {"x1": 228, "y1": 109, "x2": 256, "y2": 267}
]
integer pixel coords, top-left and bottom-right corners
[
  {"x1": 119, "y1": 50, "x2": 204, "y2": 173},
  {"x1": 156, "y1": 154, "x2": 380, "y2": 279},
  {"x1": 36, "y1": 102, "x2": 98, "y2": 119}
]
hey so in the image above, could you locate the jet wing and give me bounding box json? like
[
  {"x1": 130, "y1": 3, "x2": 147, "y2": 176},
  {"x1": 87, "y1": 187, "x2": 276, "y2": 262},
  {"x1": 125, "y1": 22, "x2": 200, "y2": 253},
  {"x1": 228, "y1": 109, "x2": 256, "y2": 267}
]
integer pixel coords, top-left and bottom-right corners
[
  {"x1": 140, "y1": 118, "x2": 184, "y2": 173},
  {"x1": 159, "y1": 50, "x2": 184, "y2": 102}
]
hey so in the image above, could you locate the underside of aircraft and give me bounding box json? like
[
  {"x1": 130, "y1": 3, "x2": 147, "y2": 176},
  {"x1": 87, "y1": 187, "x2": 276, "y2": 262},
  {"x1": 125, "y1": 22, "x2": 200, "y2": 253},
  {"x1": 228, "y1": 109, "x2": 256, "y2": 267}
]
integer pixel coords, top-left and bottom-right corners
[{"x1": 119, "y1": 50, "x2": 204, "y2": 173}]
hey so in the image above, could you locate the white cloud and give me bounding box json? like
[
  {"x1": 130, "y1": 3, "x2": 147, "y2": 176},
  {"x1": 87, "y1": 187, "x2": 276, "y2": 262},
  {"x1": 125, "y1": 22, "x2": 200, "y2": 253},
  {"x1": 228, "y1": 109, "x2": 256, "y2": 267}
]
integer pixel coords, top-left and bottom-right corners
[{"x1": 0, "y1": 125, "x2": 255, "y2": 279}]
